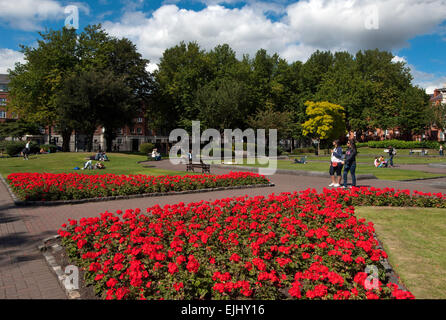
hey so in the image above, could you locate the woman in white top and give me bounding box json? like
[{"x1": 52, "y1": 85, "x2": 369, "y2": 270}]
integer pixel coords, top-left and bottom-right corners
[{"x1": 329, "y1": 140, "x2": 343, "y2": 187}]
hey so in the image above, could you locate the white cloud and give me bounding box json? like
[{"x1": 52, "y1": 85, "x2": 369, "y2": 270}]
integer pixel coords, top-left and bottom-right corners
[
  {"x1": 0, "y1": 0, "x2": 89, "y2": 31},
  {"x1": 104, "y1": 5, "x2": 293, "y2": 63},
  {"x1": 392, "y1": 55, "x2": 407, "y2": 64},
  {"x1": 285, "y1": 0, "x2": 446, "y2": 52},
  {"x1": 409, "y1": 66, "x2": 446, "y2": 94},
  {"x1": 0, "y1": 49, "x2": 25, "y2": 73},
  {"x1": 102, "y1": 0, "x2": 446, "y2": 67}
]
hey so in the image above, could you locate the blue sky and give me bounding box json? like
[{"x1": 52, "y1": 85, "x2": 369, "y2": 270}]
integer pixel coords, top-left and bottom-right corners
[{"x1": 1, "y1": 0, "x2": 446, "y2": 93}]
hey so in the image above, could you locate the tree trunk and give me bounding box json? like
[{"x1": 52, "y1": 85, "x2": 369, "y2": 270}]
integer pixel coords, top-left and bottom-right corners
[
  {"x1": 61, "y1": 129, "x2": 72, "y2": 152},
  {"x1": 48, "y1": 125, "x2": 52, "y2": 145},
  {"x1": 104, "y1": 128, "x2": 116, "y2": 152}
]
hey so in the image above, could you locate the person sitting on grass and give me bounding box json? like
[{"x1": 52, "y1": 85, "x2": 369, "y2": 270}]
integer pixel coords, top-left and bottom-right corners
[
  {"x1": 82, "y1": 160, "x2": 93, "y2": 170},
  {"x1": 378, "y1": 156, "x2": 387, "y2": 168},
  {"x1": 94, "y1": 162, "x2": 105, "y2": 169},
  {"x1": 151, "y1": 148, "x2": 162, "y2": 161},
  {"x1": 101, "y1": 152, "x2": 109, "y2": 161},
  {"x1": 374, "y1": 157, "x2": 380, "y2": 168}
]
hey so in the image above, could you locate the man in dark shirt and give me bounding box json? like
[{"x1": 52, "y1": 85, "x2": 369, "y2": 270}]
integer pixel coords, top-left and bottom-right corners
[
  {"x1": 388, "y1": 146, "x2": 395, "y2": 167},
  {"x1": 342, "y1": 140, "x2": 357, "y2": 188}
]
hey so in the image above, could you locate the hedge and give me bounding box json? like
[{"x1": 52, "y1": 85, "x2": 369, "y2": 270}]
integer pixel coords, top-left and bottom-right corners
[{"x1": 356, "y1": 140, "x2": 441, "y2": 150}]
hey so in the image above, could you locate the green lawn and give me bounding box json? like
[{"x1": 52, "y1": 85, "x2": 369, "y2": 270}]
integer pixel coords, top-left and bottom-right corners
[
  {"x1": 222, "y1": 158, "x2": 446, "y2": 181},
  {"x1": 0, "y1": 152, "x2": 185, "y2": 177},
  {"x1": 293, "y1": 147, "x2": 446, "y2": 165},
  {"x1": 355, "y1": 206, "x2": 446, "y2": 299}
]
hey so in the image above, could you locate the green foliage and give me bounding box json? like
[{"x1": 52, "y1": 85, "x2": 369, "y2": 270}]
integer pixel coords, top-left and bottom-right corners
[
  {"x1": 8, "y1": 25, "x2": 153, "y2": 152},
  {"x1": 3, "y1": 141, "x2": 39, "y2": 156},
  {"x1": 302, "y1": 101, "x2": 346, "y2": 142},
  {"x1": 356, "y1": 140, "x2": 440, "y2": 149},
  {"x1": 291, "y1": 147, "x2": 316, "y2": 155},
  {"x1": 139, "y1": 142, "x2": 155, "y2": 154},
  {"x1": 0, "y1": 119, "x2": 40, "y2": 139}
]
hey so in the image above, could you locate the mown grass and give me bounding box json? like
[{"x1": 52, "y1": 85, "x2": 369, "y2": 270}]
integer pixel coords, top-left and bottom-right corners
[
  {"x1": 0, "y1": 152, "x2": 186, "y2": 177},
  {"x1": 355, "y1": 206, "x2": 446, "y2": 299},
  {"x1": 222, "y1": 158, "x2": 445, "y2": 181},
  {"x1": 293, "y1": 147, "x2": 446, "y2": 165}
]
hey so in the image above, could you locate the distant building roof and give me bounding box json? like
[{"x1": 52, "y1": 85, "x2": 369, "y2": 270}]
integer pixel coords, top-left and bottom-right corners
[{"x1": 0, "y1": 74, "x2": 10, "y2": 84}]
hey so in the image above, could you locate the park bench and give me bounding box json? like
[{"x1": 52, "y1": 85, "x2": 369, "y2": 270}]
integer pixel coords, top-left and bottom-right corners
[
  {"x1": 186, "y1": 160, "x2": 211, "y2": 173},
  {"x1": 409, "y1": 149, "x2": 428, "y2": 156}
]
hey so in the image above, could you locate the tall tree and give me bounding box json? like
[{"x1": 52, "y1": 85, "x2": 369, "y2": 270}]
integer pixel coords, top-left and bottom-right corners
[
  {"x1": 151, "y1": 41, "x2": 213, "y2": 131},
  {"x1": 57, "y1": 70, "x2": 135, "y2": 152},
  {"x1": 8, "y1": 27, "x2": 78, "y2": 148}
]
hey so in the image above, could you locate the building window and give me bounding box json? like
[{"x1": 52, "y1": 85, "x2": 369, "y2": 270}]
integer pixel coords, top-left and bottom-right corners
[
  {"x1": 117, "y1": 138, "x2": 122, "y2": 144},
  {"x1": 0, "y1": 85, "x2": 7, "y2": 92},
  {"x1": 117, "y1": 128, "x2": 123, "y2": 135},
  {"x1": 0, "y1": 98, "x2": 6, "y2": 106},
  {"x1": 440, "y1": 131, "x2": 445, "y2": 141},
  {"x1": 137, "y1": 117, "x2": 143, "y2": 123},
  {"x1": 131, "y1": 128, "x2": 136, "y2": 134},
  {"x1": 137, "y1": 127, "x2": 142, "y2": 134},
  {"x1": 0, "y1": 110, "x2": 6, "y2": 118}
]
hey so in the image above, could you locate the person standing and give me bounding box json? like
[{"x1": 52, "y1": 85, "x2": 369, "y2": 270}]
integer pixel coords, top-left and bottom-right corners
[
  {"x1": 342, "y1": 140, "x2": 357, "y2": 188},
  {"x1": 329, "y1": 140, "x2": 343, "y2": 187},
  {"x1": 440, "y1": 145, "x2": 444, "y2": 156},
  {"x1": 388, "y1": 146, "x2": 395, "y2": 167}
]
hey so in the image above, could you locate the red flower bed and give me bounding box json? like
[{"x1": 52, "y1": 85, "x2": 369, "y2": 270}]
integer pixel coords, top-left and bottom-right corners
[
  {"x1": 58, "y1": 187, "x2": 422, "y2": 300},
  {"x1": 331, "y1": 186, "x2": 446, "y2": 208},
  {"x1": 6, "y1": 172, "x2": 270, "y2": 201}
]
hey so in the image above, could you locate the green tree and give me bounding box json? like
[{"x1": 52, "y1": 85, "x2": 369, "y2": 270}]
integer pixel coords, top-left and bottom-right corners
[
  {"x1": 247, "y1": 102, "x2": 294, "y2": 141},
  {"x1": 8, "y1": 24, "x2": 152, "y2": 151},
  {"x1": 302, "y1": 101, "x2": 346, "y2": 152},
  {"x1": 151, "y1": 41, "x2": 213, "y2": 131},
  {"x1": 396, "y1": 86, "x2": 430, "y2": 139},
  {"x1": 8, "y1": 27, "x2": 78, "y2": 148},
  {"x1": 57, "y1": 70, "x2": 135, "y2": 152},
  {"x1": 0, "y1": 119, "x2": 41, "y2": 140},
  {"x1": 195, "y1": 78, "x2": 249, "y2": 131}
]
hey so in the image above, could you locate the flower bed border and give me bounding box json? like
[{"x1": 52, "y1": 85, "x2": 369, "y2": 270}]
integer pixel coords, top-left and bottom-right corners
[
  {"x1": 38, "y1": 230, "x2": 410, "y2": 300},
  {"x1": 0, "y1": 174, "x2": 274, "y2": 207}
]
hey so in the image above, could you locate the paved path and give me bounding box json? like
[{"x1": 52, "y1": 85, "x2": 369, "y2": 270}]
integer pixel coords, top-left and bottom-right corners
[{"x1": 1, "y1": 160, "x2": 445, "y2": 299}]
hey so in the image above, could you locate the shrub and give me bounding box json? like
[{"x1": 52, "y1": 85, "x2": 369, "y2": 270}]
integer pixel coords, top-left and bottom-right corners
[
  {"x1": 357, "y1": 140, "x2": 440, "y2": 149},
  {"x1": 139, "y1": 142, "x2": 155, "y2": 155},
  {"x1": 4, "y1": 141, "x2": 39, "y2": 156},
  {"x1": 291, "y1": 147, "x2": 315, "y2": 155}
]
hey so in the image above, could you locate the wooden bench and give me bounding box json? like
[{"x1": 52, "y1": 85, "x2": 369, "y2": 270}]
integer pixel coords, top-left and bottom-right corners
[
  {"x1": 409, "y1": 149, "x2": 428, "y2": 156},
  {"x1": 186, "y1": 160, "x2": 211, "y2": 173}
]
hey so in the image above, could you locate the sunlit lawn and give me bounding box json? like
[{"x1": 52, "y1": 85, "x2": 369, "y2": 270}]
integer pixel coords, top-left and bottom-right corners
[
  {"x1": 221, "y1": 158, "x2": 445, "y2": 181},
  {"x1": 356, "y1": 206, "x2": 446, "y2": 299},
  {"x1": 297, "y1": 147, "x2": 446, "y2": 165},
  {"x1": 0, "y1": 152, "x2": 187, "y2": 177}
]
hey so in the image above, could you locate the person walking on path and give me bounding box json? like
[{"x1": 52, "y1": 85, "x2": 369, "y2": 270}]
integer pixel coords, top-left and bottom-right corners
[
  {"x1": 342, "y1": 140, "x2": 357, "y2": 188},
  {"x1": 440, "y1": 145, "x2": 444, "y2": 156},
  {"x1": 329, "y1": 140, "x2": 343, "y2": 187},
  {"x1": 388, "y1": 146, "x2": 396, "y2": 167}
]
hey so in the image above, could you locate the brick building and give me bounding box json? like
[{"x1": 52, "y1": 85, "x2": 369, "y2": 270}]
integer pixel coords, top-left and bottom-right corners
[{"x1": 0, "y1": 74, "x2": 13, "y2": 123}]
